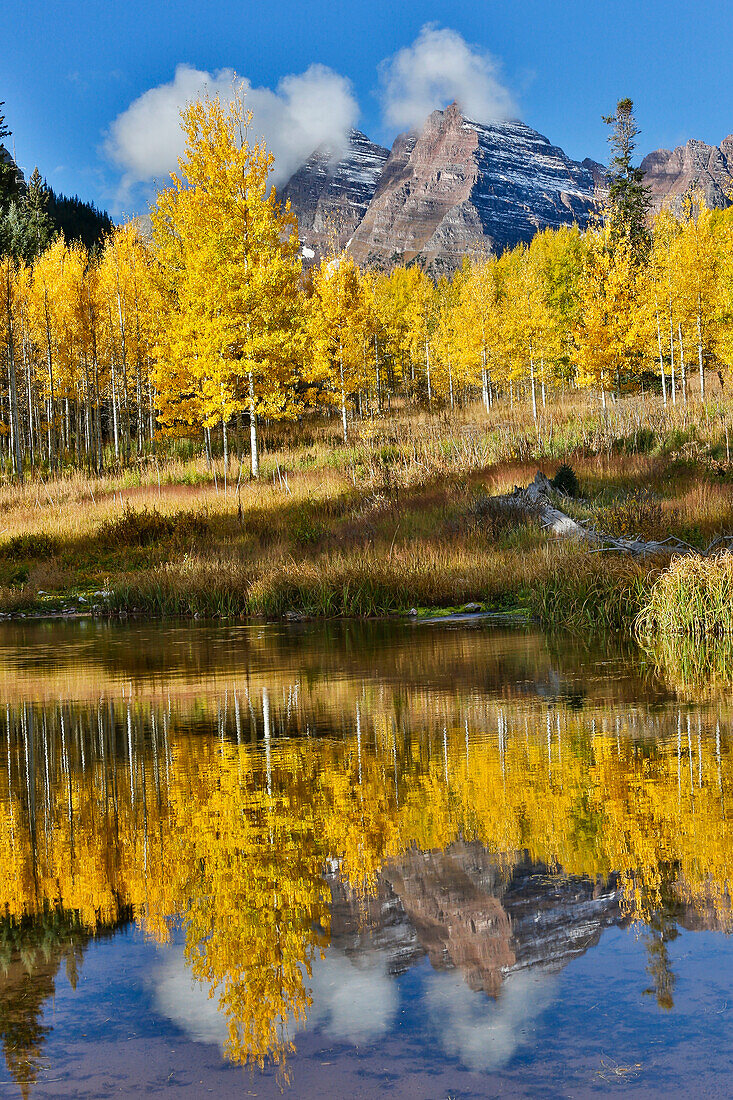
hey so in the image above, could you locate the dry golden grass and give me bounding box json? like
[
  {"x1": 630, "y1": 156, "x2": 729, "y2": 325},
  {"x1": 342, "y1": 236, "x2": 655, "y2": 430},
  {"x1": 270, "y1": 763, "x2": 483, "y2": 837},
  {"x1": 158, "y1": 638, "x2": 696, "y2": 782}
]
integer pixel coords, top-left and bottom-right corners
[{"x1": 0, "y1": 390, "x2": 730, "y2": 627}]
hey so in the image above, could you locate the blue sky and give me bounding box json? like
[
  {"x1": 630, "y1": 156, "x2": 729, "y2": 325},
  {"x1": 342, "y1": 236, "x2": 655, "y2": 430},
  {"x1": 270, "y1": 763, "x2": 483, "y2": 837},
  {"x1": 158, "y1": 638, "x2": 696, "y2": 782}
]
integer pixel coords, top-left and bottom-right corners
[{"x1": 5, "y1": 0, "x2": 733, "y2": 216}]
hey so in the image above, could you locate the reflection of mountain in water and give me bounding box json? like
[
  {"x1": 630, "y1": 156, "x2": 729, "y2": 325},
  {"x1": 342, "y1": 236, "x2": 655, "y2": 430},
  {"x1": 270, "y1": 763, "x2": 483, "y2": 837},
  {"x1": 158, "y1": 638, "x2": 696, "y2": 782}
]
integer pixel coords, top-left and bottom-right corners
[{"x1": 331, "y1": 845, "x2": 625, "y2": 998}]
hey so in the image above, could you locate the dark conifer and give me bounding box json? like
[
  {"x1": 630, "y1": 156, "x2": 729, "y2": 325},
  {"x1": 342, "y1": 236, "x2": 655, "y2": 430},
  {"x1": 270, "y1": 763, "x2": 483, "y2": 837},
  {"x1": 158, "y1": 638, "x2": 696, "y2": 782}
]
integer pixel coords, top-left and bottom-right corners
[
  {"x1": 602, "y1": 98, "x2": 651, "y2": 260},
  {"x1": 19, "y1": 168, "x2": 55, "y2": 261}
]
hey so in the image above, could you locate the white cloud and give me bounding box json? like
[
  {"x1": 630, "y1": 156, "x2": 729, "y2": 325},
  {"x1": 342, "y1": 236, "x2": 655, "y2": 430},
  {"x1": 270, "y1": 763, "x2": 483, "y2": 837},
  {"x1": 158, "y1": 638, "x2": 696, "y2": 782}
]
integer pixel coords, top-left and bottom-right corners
[
  {"x1": 379, "y1": 24, "x2": 518, "y2": 130},
  {"x1": 105, "y1": 61, "x2": 358, "y2": 207},
  {"x1": 154, "y1": 946, "x2": 229, "y2": 1050}
]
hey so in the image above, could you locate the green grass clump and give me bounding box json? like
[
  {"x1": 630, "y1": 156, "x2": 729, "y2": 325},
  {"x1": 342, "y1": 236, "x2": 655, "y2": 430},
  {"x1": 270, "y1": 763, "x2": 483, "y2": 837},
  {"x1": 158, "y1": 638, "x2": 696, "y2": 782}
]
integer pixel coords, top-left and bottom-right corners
[
  {"x1": 637, "y1": 552, "x2": 733, "y2": 638},
  {"x1": 96, "y1": 506, "x2": 209, "y2": 548},
  {"x1": 0, "y1": 533, "x2": 60, "y2": 560},
  {"x1": 530, "y1": 554, "x2": 652, "y2": 633}
]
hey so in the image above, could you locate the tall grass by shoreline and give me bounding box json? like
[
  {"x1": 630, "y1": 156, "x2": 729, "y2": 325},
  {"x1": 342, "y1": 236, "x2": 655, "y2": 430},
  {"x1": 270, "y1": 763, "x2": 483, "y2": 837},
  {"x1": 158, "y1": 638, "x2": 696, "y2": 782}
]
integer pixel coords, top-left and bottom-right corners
[{"x1": 637, "y1": 553, "x2": 733, "y2": 639}]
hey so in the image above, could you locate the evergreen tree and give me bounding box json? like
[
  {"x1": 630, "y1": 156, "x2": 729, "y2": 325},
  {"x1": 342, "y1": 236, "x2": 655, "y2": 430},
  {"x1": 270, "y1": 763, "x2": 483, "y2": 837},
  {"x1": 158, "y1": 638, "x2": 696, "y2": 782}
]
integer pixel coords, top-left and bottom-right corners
[
  {"x1": 602, "y1": 98, "x2": 651, "y2": 260},
  {"x1": 46, "y1": 191, "x2": 113, "y2": 251},
  {"x1": 16, "y1": 168, "x2": 55, "y2": 262},
  {"x1": 0, "y1": 103, "x2": 20, "y2": 210}
]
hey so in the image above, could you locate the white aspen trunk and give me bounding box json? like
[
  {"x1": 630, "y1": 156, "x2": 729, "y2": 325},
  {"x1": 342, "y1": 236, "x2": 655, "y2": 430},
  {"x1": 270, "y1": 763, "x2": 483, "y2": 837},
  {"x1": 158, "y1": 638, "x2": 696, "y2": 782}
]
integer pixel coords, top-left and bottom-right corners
[
  {"x1": 482, "y1": 366, "x2": 489, "y2": 412},
  {"x1": 44, "y1": 289, "x2": 56, "y2": 472},
  {"x1": 84, "y1": 375, "x2": 93, "y2": 471},
  {"x1": 697, "y1": 308, "x2": 705, "y2": 401},
  {"x1": 93, "y1": 357, "x2": 103, "y2": 473},
  {"x1": 340, "y1": 353, "x2": 348, "y2": 443},
  {"x1": 248, "y1": 370, "x2": 259, "y2": 479},
  {"x1": 678, "y1": 323, "x2": 687, "y2": 406},
  {"x1": 4, "y1": 267, "x2": 23, "y2": 482},
  {"x1": 25, "y1": 340, "x2": 34, "y2": 471},
  {"x1": 262, "y1": 688, "x2": 272, "y2": 797},
  {"x1": 136, "y1": 364, "x2": 143, "y2": 455},
  {"x1": 655, "y1": 306, "x2": 667, "y2": 407},
  {"x1": 425, "y1": 339, "x2": 432, "y2": 409},
  {"x1": 110, "y1": 357, "x2": 120, "y2": 463},
  {"x1": 222, "y1": 417, "x2": 228, "y2": 496},
  {"x1": 149, "y1": 380, "x2": 156, "y2": 449},
  {"x1": 116, "y1": 292, "x2": 131, "y2": 464},
  {"x1": 529, "y1": 355, "x2": 537, "y2": 422},
  {"x1": 541, "y1": 358, "x2": 546, "y2": 408},
  {"x1": 448, "y1": 359, "x2": 454, "y2": 410},
  {"x1": 669, "y1": 313, "x2": 676, "y2": 405}
]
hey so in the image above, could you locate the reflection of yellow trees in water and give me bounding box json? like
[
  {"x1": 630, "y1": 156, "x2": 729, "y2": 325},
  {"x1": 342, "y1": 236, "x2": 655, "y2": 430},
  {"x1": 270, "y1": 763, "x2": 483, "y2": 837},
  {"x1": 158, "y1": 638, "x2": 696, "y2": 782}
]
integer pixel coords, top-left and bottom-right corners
[
  {"x1": 0, "y1": 694, "x2": 731, "y2": 1076},
  {"x1": 170, "y1": 740, "x2": 330, "y2": 1068}
]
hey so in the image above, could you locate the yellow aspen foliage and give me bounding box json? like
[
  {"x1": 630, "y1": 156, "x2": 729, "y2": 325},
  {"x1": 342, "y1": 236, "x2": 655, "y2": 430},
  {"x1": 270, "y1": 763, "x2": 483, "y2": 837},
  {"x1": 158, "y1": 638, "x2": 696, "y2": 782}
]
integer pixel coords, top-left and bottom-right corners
[
  {"x1": 151, "y1": 90, "x2": 303, "y2": 476},
  {"x1": 672, "y1": 194, "x2": 728, "y2": 400},
  {"x1": 574, "y1": 230, "x2": 650, "y2": 404},
  {"x1": 307, "y1": 251, "x2": 368, "y2": 442},
  {"x1": 403, "y1": 267, "x2": 439, "y2": 406}
]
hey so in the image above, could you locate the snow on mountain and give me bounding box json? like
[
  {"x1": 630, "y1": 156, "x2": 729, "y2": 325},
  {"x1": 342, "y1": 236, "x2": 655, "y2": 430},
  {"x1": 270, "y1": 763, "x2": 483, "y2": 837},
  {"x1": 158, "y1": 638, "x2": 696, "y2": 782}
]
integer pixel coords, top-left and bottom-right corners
[{"x1": 283, "y1": 104, "x2": 604, "y2": 271}]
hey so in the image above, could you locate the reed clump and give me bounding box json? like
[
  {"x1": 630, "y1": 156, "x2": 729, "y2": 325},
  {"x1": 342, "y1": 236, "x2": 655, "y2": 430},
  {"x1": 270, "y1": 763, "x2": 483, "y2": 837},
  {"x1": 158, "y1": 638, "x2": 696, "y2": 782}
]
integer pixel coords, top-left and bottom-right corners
[
  {"x1": 637, "y1": 552, "x2": 733, "y2": 638},
  {"x1": 531, "y1": 553, "x2": 653, "y2": 633}
]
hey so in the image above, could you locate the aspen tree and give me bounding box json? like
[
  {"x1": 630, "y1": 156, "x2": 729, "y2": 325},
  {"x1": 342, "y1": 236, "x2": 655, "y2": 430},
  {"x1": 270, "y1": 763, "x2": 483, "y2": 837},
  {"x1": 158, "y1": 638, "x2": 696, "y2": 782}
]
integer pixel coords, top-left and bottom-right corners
[
  {"x1": 0, "y1": 257, "x2": 23, "y2": 479},
  {"x1": 404, "y1": 269, "x2": 438, "y2": 408},
  {"x1": 28, "y1": 237, "x2": 68, "y2": 470},
  {"x1": 151, "y1": 91, "x2": 303, "y2": 478},
  {"x1": 574, "y1": 231, "x2": 646, "y2": 406},
  {"x1": 674, "y1": 194, "x2": 722, "y2": 402},
  {"x1": 308, "y1": 252, "x2": 367, "y2": 442}
]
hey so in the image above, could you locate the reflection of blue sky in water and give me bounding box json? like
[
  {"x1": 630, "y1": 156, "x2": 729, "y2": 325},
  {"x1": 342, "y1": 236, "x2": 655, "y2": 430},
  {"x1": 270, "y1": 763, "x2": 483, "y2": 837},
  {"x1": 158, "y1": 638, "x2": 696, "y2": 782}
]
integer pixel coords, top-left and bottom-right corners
[
  {"x1": 424, "y1": 969, "x2": 556, "y2": 1071},
  {"x1": 153, "y1": 943, "x2": 554, "y2": 1071}
]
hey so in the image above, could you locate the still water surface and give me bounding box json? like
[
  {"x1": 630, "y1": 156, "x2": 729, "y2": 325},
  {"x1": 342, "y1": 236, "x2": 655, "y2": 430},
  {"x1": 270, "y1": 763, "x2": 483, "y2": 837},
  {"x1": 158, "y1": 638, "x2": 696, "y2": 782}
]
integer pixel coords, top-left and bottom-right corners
[{"x1": 0, "y1": 618, "x2": 731, "y2": 1098}]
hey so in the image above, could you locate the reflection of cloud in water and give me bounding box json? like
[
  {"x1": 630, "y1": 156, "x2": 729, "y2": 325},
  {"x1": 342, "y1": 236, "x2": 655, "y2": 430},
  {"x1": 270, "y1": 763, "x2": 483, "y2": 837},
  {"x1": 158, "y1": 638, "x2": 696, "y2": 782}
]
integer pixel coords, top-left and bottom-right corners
[
  {"x1": 154, "y1": 947, "x2": 228, "y2": 1049},
  {"x1": 425, "y1": 969, "x2": 556, "y2": 1071},
  {"x1": 306, "y1": 951, "x2": 398, "y2": 1044},
  {"x1": 153, "y1": 946, "x2": 397, "y2": 1052}
]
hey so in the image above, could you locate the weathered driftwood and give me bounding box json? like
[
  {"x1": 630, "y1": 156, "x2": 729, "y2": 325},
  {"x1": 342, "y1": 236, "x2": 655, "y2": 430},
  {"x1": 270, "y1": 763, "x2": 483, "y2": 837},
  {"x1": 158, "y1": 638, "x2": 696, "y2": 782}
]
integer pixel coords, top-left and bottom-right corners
[{"x1": 502, "y1": 471, "x2": 733, "y2": 560}]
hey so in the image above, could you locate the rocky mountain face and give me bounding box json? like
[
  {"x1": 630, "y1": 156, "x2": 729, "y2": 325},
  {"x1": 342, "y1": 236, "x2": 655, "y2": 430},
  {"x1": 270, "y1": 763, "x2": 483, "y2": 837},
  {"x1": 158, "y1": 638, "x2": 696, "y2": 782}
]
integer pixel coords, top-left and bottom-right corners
[
  {"x1": 328, "y1": 841, "x2": 722, "y2": 1005},
  {"x1": 349, "y1": 104, "x2": 604, "y2": 271},
  {"x1": 283, "y1": 106, "x2": 733, "y2": 271},
  {"x1": 284, "y1": 104, "x2": 604, "y2": 272},
  {"x1": 279, "y1": 129, "x2": 389, "y2": 259},
  {"x1": 641, "y1": 135, "x2": 733, "y2": 215}
]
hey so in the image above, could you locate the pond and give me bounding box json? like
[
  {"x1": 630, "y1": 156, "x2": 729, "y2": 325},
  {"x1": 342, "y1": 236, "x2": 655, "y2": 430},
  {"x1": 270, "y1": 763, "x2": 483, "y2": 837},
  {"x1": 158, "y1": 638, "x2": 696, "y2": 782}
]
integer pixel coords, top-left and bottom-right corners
[{"x1": 0, "y1": 618, "x2": 731, "y2": 1098}]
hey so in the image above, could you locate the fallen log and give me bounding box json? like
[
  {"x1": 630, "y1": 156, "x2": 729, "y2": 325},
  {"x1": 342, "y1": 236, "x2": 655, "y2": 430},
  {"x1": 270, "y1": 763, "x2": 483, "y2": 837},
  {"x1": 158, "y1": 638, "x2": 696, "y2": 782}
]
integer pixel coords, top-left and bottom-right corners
[{"x1": 500, "y1": 471, "x2": 733, "y2": 560}]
